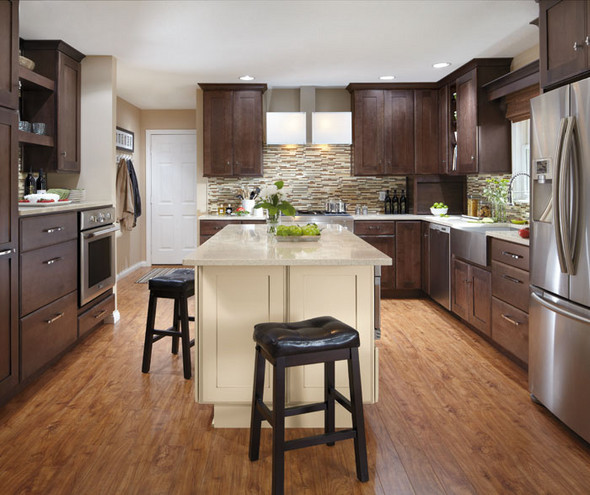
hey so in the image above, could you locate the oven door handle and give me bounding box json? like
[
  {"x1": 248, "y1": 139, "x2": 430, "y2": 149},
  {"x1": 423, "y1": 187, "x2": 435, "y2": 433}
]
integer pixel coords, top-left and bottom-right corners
[{"x1": 84, "y1": 225, "x2": 119, "y2": 239}]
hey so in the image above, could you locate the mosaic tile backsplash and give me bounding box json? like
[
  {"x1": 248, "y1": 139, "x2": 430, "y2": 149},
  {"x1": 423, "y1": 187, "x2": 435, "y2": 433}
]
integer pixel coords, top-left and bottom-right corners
[
  {"x1": 207, "y1": 145, "x2": 407, "y2": 214},
  {"x1": 466, "y1": 174, "x2": 530, "y2": 220}
]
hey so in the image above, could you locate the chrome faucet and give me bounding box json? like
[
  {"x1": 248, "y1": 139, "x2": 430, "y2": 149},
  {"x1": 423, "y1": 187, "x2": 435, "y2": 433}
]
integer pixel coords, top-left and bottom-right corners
[{"x1": 508, "y1": 172, "x2": 531, "y2": 205}]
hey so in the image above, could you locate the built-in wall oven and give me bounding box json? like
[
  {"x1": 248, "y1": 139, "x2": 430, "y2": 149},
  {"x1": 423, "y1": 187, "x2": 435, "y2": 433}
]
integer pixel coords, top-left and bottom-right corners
[{"x1": 79, "y1": 207, "x2": 118, "y2": 307}]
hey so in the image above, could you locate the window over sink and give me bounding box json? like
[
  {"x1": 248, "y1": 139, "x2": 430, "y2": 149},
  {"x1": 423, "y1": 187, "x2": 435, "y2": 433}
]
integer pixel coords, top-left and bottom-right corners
[{"x1": 511, "y1": 119, "x2": 530, "y2": 204}]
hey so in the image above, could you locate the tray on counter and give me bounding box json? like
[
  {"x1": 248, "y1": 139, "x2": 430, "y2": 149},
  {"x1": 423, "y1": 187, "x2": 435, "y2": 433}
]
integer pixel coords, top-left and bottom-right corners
[
  {"x1": 19, "y1": 200, "x2": 73, "y2": 207},
  {"x1": 275, "y1": 235, "x2": 321, "y2": 242}
]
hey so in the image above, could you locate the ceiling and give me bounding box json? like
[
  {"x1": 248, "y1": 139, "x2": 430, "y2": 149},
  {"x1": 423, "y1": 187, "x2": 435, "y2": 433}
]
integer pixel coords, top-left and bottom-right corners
[{"x1": 19, "y1": 1, "x2": 540, "y2": 110}]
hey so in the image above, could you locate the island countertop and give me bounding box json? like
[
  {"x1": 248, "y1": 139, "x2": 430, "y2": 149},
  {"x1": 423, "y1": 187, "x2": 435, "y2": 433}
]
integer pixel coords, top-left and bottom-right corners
[{"x1": 183, "y1": 224, "x2": 392, "y2": 266}]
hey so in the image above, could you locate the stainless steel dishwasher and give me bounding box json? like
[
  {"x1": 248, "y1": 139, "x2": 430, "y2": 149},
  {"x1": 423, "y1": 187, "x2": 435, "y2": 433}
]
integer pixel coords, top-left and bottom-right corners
[{"x1": 429, "y1": 223, "x2": 451, "y2": 310}]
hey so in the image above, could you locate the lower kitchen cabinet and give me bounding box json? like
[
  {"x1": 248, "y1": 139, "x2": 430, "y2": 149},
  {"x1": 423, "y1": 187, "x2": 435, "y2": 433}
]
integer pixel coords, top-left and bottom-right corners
[
  {"x1": 199, "y1": 218, "x2": 265, "y2": 245},
  {"x1": 452, "y1": 257, "x2": 491, "y2": 336},
  {"x1": 78, "y1": 293, "x2": 115, "y2": 339},
  {"x1": 0, "y1": 252, "x2": 18, "y2": 399},
  {"x1": 20, "y1": 292, "x2": 77, "y2": 380},
  {"x1": 491, "y1": 297, "x2": 529, "y2": 364},
  {"x1": 421, "y1": 221, "x2": 430, "y2": 295},
  {"x1": 355, "y1": 220, "x2": 421, "y2": 297}
]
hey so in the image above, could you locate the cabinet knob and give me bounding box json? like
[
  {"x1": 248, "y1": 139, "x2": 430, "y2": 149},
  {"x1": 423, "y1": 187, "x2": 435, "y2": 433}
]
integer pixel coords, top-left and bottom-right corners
[
  {"x1": 585, "y1": 36, "x2": 590, "y2": 46},
  {"x1": 470, "y1": 155, "x2": 474, "y2": 160},
  {"x1": 61, "y1": 151, "x2": 67, "y2": 157},
  {"x1": 574, "y1": 41, "x2": 584, "y2": 51}
]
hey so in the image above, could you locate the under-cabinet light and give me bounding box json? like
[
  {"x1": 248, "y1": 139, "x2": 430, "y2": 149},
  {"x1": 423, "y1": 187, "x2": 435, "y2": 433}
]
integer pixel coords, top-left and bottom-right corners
[
  {"x1": 266, "y1": 112, "x2": 306, "y2": 145},
  {"x1": 312, "y1": 112, "x2": 352, "y2": 145}
]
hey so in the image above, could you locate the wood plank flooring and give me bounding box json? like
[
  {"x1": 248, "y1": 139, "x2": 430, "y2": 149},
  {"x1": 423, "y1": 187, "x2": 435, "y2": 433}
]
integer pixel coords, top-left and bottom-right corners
[{"x1": 1, "y1": 266, "x2": 589, "y2": 494}]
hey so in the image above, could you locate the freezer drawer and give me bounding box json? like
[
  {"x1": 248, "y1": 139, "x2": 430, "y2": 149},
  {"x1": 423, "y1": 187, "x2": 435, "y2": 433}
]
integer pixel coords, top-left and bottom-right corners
[{"x1": 529, "y1": 290, "x2": 590, "y2": 443}]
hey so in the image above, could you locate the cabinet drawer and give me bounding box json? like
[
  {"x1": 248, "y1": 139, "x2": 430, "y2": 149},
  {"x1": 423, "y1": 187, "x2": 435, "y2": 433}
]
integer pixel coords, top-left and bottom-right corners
[
  {"x1": 20, "y1": 239, "x2": 77, "y2": 316},
  {"x1": 491, "y1": 239, "x2": 529, "y2": 271},
  {"x1": 200, "y1": 220, "x2": 241, "y2": 235},
  {"x1": 20, "y1": 291, "x2": 77, "y2": 380},
  {"x1": 492, "y1": 297, "x2": 529, "y2": 364},
  {"x1": 492, "y1": 261, "x2": 530, "y2": 313},
  {"x1": 78, "y1": 293, "x2": 114, "y2": 338},
  {"x1": 354, "y1": 221, "x2": 395, "y2": 235},
  {"x1": 20, "y1": 212, "x2": 77, "y2": 252}
]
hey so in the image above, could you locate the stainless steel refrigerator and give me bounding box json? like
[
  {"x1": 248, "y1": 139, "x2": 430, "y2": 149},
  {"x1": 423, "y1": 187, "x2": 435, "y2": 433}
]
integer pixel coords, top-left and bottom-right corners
[{"x1": 529, "y1": 77, "x2": 590, "y2": 443}]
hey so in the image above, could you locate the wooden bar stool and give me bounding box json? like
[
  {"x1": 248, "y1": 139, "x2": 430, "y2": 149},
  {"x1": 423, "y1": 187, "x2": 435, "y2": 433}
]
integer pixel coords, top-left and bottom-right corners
[
  {"x1": 141, "y1": 268, "x2": 195, "y2": 379},
  {"x1": 248, "y1": 316, "x2": 369, "y2": 495}
]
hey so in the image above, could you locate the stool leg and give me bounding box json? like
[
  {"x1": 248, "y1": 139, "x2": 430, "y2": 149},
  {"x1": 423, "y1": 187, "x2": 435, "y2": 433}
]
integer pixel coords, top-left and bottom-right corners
[
  {"x1": 324, "y1": 360, "x2": 335, "y2": 446},
  {"x1": 171, "y1": 298, "x2": 180, "y2": 355},
  {"x1": 272, "y1": 357, "x2": 286, "y2": 495},
  {"x1": 179, "y1": 293, "x2": 192, "y2": 379},
  {"x1": 348, "y1": 347, "x2": 369, "y2": 482},
  {"x1": 142, "y1": 292, "x2": 158, "y2": 373},
  {"x1": 249, "y1": 346, "x2": 266, "y2": 462}
]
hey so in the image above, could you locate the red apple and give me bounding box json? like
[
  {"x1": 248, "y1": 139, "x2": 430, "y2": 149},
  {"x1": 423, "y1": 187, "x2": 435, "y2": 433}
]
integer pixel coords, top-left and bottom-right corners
[{"x1": 518, "y1": 227, "x2": 530, "y2": 239}]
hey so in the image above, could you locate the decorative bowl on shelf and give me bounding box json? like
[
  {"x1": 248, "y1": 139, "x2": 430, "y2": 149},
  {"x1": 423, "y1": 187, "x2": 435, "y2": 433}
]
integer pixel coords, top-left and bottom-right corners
[{"x1": 430, "y1": 207, "x2": 448, "y2": 216}]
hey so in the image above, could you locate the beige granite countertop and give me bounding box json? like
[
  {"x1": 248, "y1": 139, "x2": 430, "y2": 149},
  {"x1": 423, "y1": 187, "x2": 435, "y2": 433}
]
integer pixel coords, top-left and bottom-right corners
[
  {"x1": 183, "y1": 224, "x2": 393, "y2": 266},
  {"x1": 18, "y1": 201, "x2": 112, "y2": 216}
]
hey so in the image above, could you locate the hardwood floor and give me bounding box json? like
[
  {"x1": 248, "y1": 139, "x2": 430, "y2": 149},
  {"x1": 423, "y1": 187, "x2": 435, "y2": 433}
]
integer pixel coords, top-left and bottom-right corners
[{"x1": 1, "y1": 266, "x2": 589, "y2": 494}]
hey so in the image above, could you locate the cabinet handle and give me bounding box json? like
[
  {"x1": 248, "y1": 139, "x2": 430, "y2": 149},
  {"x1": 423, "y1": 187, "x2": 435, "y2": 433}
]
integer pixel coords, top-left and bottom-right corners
[
  {"x1": 94, "y1": 309, "x2": 107, "y2": 319},
  {"x1": 46, "y1": 312, "x2": 64, "y2": 324},
  {"x1": 43, "y1": 257, "x2": 63, "y2": 265},
  {"x1": 501, "y1": 313, "x2": 521, "y2": 326},
  {"x1": 501, "y1": 251, "x2": 523, "y2": 260},
  {"x1": 501, "y1": 274, "x2": 522, "y2": 284},
  {"x1": 586, "y1": 36, "x2": 590, "y2": 46},
  {"x1": 0, "y1": 248, "x2": 14, "y2": 257},
  {"x1": 43, "y1": 226, "x2": 64, "y2": 234},
  {"x1": 574, "y1": 41, "x2": 584, "y2": 51},
  {"x1": 61, "y1": 151, "x2": 67, "y2": 157},
  {"x1": 465, "y1": 279, "x2": 472, "y2": 284}
]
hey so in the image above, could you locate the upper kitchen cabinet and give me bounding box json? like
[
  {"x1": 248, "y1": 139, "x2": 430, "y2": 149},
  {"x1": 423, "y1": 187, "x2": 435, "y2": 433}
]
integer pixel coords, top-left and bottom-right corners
[
  {"x1": 348, "y1": 84, "x2": 437, "y2": 176},
  {"x1": 0, "y1": 0, "x2": 19, "y2": 110},
  {"x1": 199, "y1": 83, "x2": 267, "y2": 177},
  {"x1": 444, "y1": 60, "x2": 512, "y2": 174},
  {"x1": 20, "y1": 40, "x2": 85, "y2": 173},
  {"x1": 539, "y1": 0, "x2": 590, "y2": 90}
]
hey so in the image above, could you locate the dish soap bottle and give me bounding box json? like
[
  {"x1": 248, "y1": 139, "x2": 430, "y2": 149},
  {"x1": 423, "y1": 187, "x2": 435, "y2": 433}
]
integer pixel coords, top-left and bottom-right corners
[{"x1": 24, "y1": 170, "x2": 37, "y2": 196}]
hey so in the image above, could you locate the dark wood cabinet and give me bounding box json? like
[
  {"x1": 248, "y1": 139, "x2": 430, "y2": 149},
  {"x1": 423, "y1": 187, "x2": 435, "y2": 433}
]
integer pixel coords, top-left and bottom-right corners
[
  {"x1": 491, "y1": 238, "x2": 530, "y2": 365},
  {"x1": 421, "y1": 221, "x2": 430, "y2": 294},
  {"x1": 0, "y1": 0, "x2": 18, "y2": 111},
  {"x1": 355, "y1": 220, "x2": 421, "y2": 297},
  {"x1": 200, "y1": 84, "x2": 266, "y2": 177},
  {"x1": 20, "y1": 40, "x2": 84, "y2": 173},
  {"x1": 443, "y1": 60, "x2": 512, "y2": 174},
  {"x1": 540, "y1": 0, "x2": 590, "y2": 90},
  {"x1": 395, "y1": 221, "x2": 421, "y2": 289},
  {"x1": 349, "y1": 86, "x2": 436, "y2": 176},
  {"x1": 199, "y1": 218, "x2": 265, "y2": 245},
  {"x1": 414, "y1": 89, "x2": 439, "y2": 174},
  {"x1": 0, "y1": 106, "x2": 19, "y2": 400},
  {"x1": 452, "y1": 257, "x2": 491, "y2": 336},
  {"x1": 438, "y1": 85, "x2": 451, "y2": 174}
]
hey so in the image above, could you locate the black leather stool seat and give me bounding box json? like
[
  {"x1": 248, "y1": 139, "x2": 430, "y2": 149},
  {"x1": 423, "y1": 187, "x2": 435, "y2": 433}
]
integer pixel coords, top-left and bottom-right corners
[
  {"x1": 149, "y1": 268, "x2": 194, "y2": 292},
  {"x1": 254, "y1": 316, "x2": 359, "y2": 358}
]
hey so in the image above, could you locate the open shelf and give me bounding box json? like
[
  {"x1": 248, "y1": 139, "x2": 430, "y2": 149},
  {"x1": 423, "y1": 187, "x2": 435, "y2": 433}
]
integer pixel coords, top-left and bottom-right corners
[
  {"x1": 19, "y1": 66, "x2": 55, "y2": 92},
  {"x1": 18, "y1": 130, "x2": 54, "y2": 147}
]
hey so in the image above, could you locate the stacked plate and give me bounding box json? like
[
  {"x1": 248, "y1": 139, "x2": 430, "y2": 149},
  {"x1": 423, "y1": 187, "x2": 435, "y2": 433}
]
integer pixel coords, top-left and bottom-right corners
[{"x1": 68, "y1": 189, "x2": 86, "y2": 203}]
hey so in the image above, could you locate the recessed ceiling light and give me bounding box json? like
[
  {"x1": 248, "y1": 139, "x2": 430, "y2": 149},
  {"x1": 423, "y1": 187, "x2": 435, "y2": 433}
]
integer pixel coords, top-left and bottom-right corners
[
  {"x1": 433, "y1": 62, "x2": 451, "y2": 69},
  {"x1": 239, "y1": 75, "x2": 255, "y2": 81},
  {"x1": 379, "y1": 75, "x2": 395, "y2": 81}
]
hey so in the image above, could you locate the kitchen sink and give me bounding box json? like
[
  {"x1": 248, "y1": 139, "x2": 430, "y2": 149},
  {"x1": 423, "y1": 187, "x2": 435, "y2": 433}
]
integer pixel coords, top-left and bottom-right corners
[{"x1": 450, "y1": 224, "x2": 518, "y2": 266}]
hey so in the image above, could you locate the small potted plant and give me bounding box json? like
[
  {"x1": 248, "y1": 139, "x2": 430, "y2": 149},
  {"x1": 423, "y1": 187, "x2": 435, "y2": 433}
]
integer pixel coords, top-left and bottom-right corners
[{"x1": 254, "y1": 180, "x2": 296, "y2": 233}]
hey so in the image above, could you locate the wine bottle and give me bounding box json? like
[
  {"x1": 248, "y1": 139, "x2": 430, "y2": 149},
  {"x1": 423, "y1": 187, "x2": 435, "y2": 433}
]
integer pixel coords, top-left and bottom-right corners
[
  {"x1": 36, "y1": 168, "x2": 47, "y2": 193},
  {"x1": 384, "y1": 190, "x2": 392, "y2": 214},
  {"x1": 400, "y1": 189, "x2": 407, "y2": 214},
  {"x1": 392, "y1": 189, "x2": 399, "y2": 214},
  {"x1": 24, "y1": 170, "x2": 36, "y2": 196}
]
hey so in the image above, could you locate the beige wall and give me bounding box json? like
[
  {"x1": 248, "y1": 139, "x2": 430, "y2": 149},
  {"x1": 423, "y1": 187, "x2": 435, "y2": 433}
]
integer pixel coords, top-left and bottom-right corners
[
  {"x1": 116, "y1": 97, "x2": 143, "y2": 274},
  {"x1": 511, "y1": 44, "x2": 539, "y2": 71}
]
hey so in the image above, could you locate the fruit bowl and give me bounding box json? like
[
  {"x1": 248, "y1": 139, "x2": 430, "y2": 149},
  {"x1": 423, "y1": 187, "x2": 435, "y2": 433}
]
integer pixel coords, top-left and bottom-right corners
[{"x1": 430, "y1": 207, "x2": 448, "y2": 216}]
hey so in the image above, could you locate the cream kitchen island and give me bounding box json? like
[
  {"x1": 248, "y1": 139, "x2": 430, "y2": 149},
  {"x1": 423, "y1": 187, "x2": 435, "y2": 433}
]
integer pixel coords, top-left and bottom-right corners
[{"x1": 183, "y1": 224, "x2": 392, "y2": 427}]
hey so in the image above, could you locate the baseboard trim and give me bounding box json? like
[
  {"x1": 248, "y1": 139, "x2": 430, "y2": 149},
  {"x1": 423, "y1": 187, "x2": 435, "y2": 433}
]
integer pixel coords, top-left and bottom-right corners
[{"x1": 117, "y1": 261, "x2": 148, "y2": 281}]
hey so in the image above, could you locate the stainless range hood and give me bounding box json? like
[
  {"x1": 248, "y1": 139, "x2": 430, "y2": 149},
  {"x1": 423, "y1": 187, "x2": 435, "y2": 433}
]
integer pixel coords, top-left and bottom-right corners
[{"x1": 265, "y1": 87, "x2": 351, "y2": 145}]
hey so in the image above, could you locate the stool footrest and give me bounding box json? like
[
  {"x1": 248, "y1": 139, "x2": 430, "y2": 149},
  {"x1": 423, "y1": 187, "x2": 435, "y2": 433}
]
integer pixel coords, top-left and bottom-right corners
[
  {"x1": 256, "y1": 399, "x2": 273, "y2": 425},
  {"x1": 152, "y1": 327, "x2": 182, "y2": 338},
  {"x1": 285, "y1": 401, "x2": 326, "y2": 417},
  {"x1": 285, "y1": 429, "x2": 357, "y2": 452},
  {"x1": 334, "y1": 389, "x2": 352, "y2": 413}
]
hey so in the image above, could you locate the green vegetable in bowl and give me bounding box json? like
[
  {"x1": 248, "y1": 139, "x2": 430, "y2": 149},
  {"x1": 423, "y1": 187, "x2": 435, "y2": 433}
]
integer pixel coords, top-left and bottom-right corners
[
  {"x1": 287, "y1": 225, "x2": 303, "y2": 236},
  {"x1": 276, "y1": 225, "x2": 289, "y2": 236},
  {"x1": 302, "y1": 223, "x2": 321, "y2": 236},
  {"x1": 431, "y1": 202, "x2": 448, "y2": 209}
]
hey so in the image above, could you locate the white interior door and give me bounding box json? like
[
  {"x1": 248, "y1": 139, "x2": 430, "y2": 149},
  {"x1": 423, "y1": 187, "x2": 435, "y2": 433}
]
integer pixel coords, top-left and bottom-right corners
[{"x1": 150, "y1": 132, "x2": 197, "y2": 264}]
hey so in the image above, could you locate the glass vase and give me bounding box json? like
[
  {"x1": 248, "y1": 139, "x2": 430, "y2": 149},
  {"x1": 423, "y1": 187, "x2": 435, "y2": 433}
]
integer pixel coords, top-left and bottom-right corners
[
  {"x1": 266, "y1": 212, "x2": 280, "y2": 234},
  {"x1": 493, "y1": 201, "x2": 507, "y2": 223}
]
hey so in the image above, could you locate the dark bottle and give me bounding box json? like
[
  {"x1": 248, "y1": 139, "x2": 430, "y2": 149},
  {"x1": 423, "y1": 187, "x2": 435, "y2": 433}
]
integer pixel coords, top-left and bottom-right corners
[
  {"x1": 225, "y1": 205, "x2": 233, "y2": 215},
  {"x1": 400, "y1": 189, "x2": 407, "y2": 214},
  {"x1": 392, "y1": 189, "x2": 399, "y2": 214},
  {"x1": 36, "y1": 168, "x2": 47, "y2": 192},
  {"x1": 384, "y1": 190, "x2": 392, "y2": 214},
  {"x1": 24, "y1": 170, "x2": 37, "y2": 196}
]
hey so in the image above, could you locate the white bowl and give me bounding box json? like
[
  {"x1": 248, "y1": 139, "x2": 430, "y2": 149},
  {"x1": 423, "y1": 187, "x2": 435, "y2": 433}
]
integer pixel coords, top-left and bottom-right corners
[{"x1": 430, "y1": 207, "x2": 448, "y2": 216}]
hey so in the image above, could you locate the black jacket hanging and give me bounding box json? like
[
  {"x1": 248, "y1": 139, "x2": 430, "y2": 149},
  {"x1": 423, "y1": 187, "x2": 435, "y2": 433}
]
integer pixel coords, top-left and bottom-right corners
[{"x1": 126, "y1": 159, "x2": 141, "y2": 225}]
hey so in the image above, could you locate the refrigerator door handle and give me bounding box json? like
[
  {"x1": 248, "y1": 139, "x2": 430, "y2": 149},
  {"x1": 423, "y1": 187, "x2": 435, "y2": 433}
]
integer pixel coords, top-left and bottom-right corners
[
  {"x1": 554, "y1": 117, "x2": 569, "y2": 273},
  {"x1": 560, "y1": 116, "x2": 580, "y2": 275},
  {"x1": 531, "y1": 291, "x2": 590, "y2": 325}
]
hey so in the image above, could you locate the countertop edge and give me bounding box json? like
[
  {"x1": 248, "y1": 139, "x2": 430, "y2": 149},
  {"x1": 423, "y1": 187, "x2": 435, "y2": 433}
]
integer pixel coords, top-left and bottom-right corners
[{"x1": 18, "y1": 201, "x2": 113, "y2": 216}]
